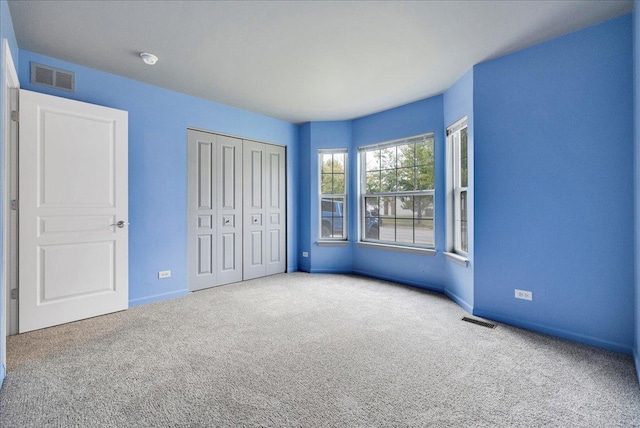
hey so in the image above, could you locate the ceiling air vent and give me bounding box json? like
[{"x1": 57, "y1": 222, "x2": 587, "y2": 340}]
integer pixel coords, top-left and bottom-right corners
[{"x1": 31, "y1": 62, "x2": 75, "y2": 92}]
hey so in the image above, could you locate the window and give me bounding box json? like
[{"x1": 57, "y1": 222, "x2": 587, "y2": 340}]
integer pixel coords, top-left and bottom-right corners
[
  {"x1": 359, "y1": 133, "x2": 435, "y2": 249},
  {"x1": 447, "y1": 118, "x2": 468, "y2": 257},
  {"x1": 319, "y1": 149, "x2": 347, "y2": 240}
]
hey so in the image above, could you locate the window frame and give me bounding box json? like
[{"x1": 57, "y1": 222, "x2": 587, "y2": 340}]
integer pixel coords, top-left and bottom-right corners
[
  {"x1": 358, "y1": 132, "x2": 436, "y2": 251},
  {"x1": 318, "y1": 148, "x2": 348, "y2": 242},
  {"x1": 446, "y1": 117, "x2": 469, "y2": 260}
]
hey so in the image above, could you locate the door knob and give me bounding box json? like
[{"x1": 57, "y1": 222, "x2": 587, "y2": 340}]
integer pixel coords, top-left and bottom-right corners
[{"x1": 110, "y1": 221, "x2": 129, "y2": 228}]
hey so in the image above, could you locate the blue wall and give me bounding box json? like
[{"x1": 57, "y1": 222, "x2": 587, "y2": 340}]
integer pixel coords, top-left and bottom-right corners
[
  {"x1": 634, "y1": 2, "x2": 640, "y2": 381},
  {"x1": 298, "y1": 123, "x2": 311, "y2": 272},
  {"x1": 0, "y1": 0, "x2": 17, "y2": 390},
  {"x1": 443, "y1": 69, "x2": 474, "y2": 312},
  {"x1": 17, "y1": 50, "x2": 299, "y2": 308},
  {"x1": 351, "y1": 97, "x2": 447, "y2": 291},
  {"x1": 303, "y1": 121, "x2": 353, "y2": 273},
  {"x1": 474, "y1": 14, "x2": 634, "y2": 353}
]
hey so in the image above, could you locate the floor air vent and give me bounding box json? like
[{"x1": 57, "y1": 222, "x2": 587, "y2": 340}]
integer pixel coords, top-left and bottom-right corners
[
  {"x1": 462, "y1": 317, "x2": 497, "y2": 329},
  {"x1": 31, "y1": 62, "x2": 75, "y2": 92}
]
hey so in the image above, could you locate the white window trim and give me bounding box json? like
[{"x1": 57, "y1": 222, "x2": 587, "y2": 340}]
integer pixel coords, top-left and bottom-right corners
[
  {"x1": 446, "y1": 117, "x2": 469, "y2": 263},
  {"x1": 358, "y1": 241, "x2": 436, "y2": 256},
  {"x1": 318, "y1": 148, "x2": 348, "y2": 243},
  {"x1": 357, "y1": 132, "x2": 436, "y2": 251},
  {"x1": 317, "y1": 240, "x2": 350, "y2": 247},
  {"x1": 444, "y1": 251, "x2": 468, "y2": 266}
]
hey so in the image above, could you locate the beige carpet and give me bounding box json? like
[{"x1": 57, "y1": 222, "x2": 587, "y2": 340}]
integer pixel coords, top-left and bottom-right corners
[{"x1": 1, "y1": 272, "x2": 638, "y2": 427}]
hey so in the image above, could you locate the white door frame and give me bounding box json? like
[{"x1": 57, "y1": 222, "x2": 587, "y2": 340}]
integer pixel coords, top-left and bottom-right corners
[{"x1": 2, "y1": 38, "x2": 19, "y2": 369}]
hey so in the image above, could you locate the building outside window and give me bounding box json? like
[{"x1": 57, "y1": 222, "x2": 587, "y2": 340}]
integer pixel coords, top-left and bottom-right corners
[
  {"x1": 359, "y1": 133, "x2": 435, "y2": 249},
  {"x1": 447, "y1": 117, "x2": 468, "y2": 256},
  {"x1": 319, "y1": 149, "x2": 347, "y2": 240}
]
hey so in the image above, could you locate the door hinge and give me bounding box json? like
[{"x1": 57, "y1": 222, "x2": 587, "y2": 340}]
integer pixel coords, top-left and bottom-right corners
[
  {"x1": 10, "y1": 199, "x2": 17, "y2": 210},
  {"x1": 10, "y1": 288, "x2": 17, "y2": 299},
  {"x1": 10, "y1": 110, "x2": 18, "y2": 122}
]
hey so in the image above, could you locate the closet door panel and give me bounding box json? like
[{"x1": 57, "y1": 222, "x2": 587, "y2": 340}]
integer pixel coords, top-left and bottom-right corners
[
  {"x1": 215, "y1": 135, "x2": 242, "y2": 285},
  {"x1": 243, "y1": 140, "x2": 266, "y2": 280},
  {"x1": 187, "y1": 130, "x2": 217, "y2": 291},
  {"x1": 265, "y1": 145, "x2": 286, "y2": 275}
]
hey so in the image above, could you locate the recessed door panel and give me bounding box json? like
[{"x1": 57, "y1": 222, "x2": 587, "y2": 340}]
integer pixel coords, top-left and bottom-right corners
[
  {"x1": 197, "y1": 235, "x2": 213, "y2": 275},
  {"x1": 221, "y1": 233, "x2": 235, "y2": 271},
  {"x1": 198, "y1": 215, "x2": 212, "y2": 229},
  {"x1": 198, "y1": 142, "x2": 213, "y2": 210},
  {"x1": 39, "y1": 215, "x2": 115, "y2": 236},
  {"x1": 269, "y1": 152, "x2": 280, "y2": 209},
  {"x1": 251, "y1": 231, "x2": 262, "y2": 266},
  {"x1": 40, "y1": 242, "x2": 114, "y2": 301},
  {"x1": 221, "y1": 145, "x2": 236, "y2": 209},
  {"x1": 251, "y1": 150, "x2": 262, "y2": 208},
  {"x1": 222, "y1": 215, "x2": 234, "y2": 227},
  {"x1": 41, "y1": 111, "x2": 115, "y2": 208},
  {"x1": 269, "y1": 230, "x2": 280, "y2": 263}
]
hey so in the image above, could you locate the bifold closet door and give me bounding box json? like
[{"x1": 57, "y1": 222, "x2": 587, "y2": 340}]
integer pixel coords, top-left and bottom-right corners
[
  {"x1": 242, "y1": 141, "x2": 286, "y2": 280},
  {"x1": 264, "y1": 143, "x2": 286, "y2": 276},
  {"x1": 187, "y1": 130, "x2": 242, "y2": 291}
]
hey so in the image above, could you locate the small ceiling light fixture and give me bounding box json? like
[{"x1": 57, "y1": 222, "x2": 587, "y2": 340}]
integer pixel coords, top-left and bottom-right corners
[{"x1": 140, "y1": 52, "x2": 158, "y2": 66}]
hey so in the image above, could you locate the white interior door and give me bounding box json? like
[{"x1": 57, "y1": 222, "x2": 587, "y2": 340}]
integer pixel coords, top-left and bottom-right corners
[
  {"x1": 187, "y1": 130, "x2": 242, "y2": 291},
  {"x1": 18, "y1": 89, "x2": 128, "y2": 333}
]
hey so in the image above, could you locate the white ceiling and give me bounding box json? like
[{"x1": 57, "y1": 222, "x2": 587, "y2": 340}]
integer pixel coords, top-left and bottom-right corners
[{"x1": 8, "y1": 0, "x2": 633, "y2": 124}]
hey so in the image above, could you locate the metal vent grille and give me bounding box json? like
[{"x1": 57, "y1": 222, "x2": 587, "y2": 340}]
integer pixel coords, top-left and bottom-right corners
[
  {"x1": 462, "y1": 317, "x2": 497, "y2": 329},
  {"x1": 34, "y1": 66, "x2": 53, "y2": 86},
  {"x1": 31, "y1": 62, "x2": 75, "y2": 92}
]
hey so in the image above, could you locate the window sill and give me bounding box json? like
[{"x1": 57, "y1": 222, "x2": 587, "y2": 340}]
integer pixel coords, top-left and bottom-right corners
[
  {"x1": 444, "y1": 252, "x2": 468, "y2": 267},
  {"x1": 357, "y1": 241, "x2": 436, "y2": 256},
  {"x1": 317, "y1": 240, "x2": 350, "y2": 247}
]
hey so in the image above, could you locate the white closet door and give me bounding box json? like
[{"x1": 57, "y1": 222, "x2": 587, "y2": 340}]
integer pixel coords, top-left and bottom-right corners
[
  {"x1": 265, "y1": 144, "x2": 286, "y2": 275},
  {"x1": 215, "y1": 135, "x2": 243, "y2": 285},
  {"x1": 242, "y1": 141, "x2": 286, "y2": 280},
  {"x1": 189, "y1": 131, "x2": 285, "y2": 288},
  {"x1": 187, "y1": 130, "x2": 217, "y2": 291},
  {"x1": 19, "y1": 90, "x2": 128, "y2": 333},
  {"x1": 242, "y1": 140, "x2": 266, "y2": 280},
  {"x1": 188, "y1": 130, "x2": 243, "y2": 291}
]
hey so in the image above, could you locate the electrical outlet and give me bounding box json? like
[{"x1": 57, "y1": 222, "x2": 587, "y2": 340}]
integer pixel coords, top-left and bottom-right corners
[
  {"x1": 158, "y1": 270, "x2": 171, "y2": 279},
  {"x1": 515, "y1": 289, "x2": 533, "y2": 301},
  {"x1": 302, "y1": 251, "x2": 309, "y2": 257}
]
